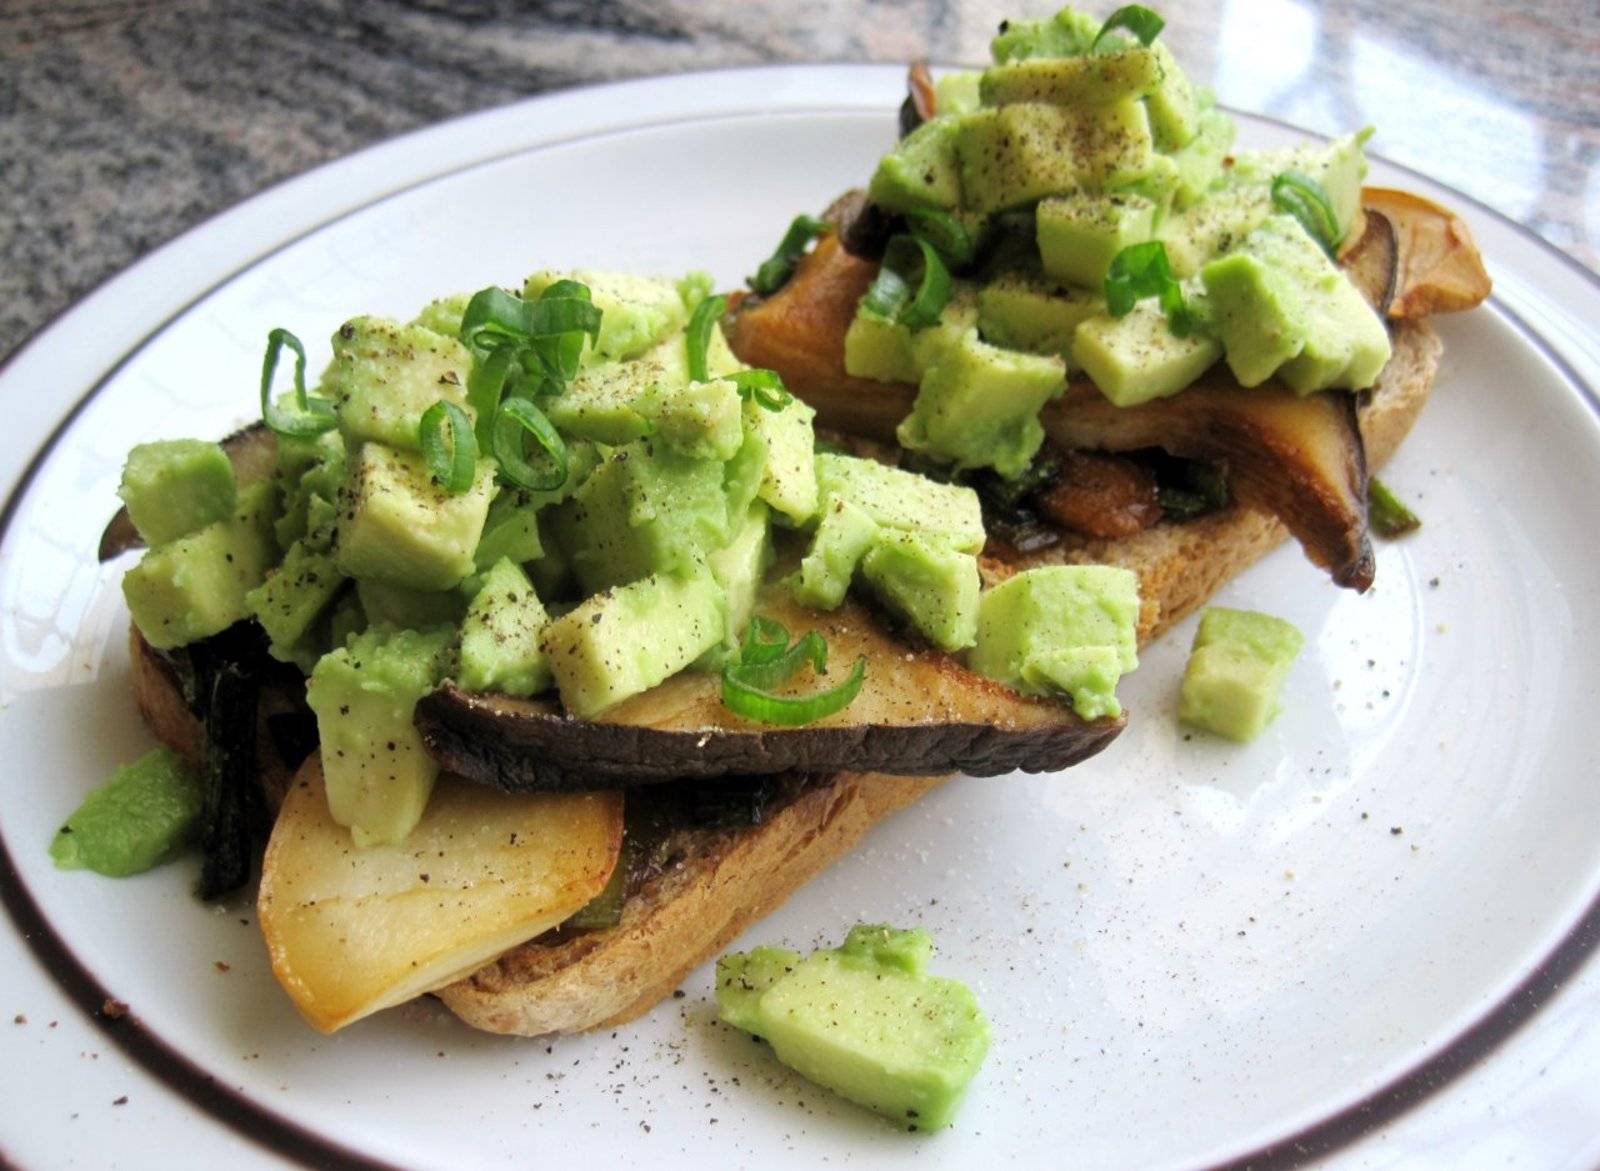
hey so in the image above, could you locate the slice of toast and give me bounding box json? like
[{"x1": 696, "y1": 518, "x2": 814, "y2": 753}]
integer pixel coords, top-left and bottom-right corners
[{"x1": 121, "y1": 316, "x2": 1436, "y2": 1036}]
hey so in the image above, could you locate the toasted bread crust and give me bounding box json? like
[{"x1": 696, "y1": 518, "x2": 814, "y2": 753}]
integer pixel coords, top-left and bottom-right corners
[
  {"x1": 438, "y1": 771, "x2": 945, "y2": 1034},
  {"x1": 124, "y1": 319, "x2": 1439, "y2": 1037}
]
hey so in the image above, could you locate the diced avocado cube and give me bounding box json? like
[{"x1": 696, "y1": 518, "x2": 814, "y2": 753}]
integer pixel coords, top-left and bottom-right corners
[
  {"x1": 968, "y1": 566, "x2": 1140, "y2": 720},
  {"x1": 933, "y1": 70, "x2": 981, "y2": 117},
  {"x1": 1209, "y1": 215, "x2": 1391, "y2": 392},
  {"x1": 839, "y1": 924, "x2": 933, "y2": 976},
  {"x1": 50, "y1": 747, "x2": 202, "y2": 877},
  {"x1": 1072, "y1": 290, "x2": 1223, "y2": 406},
  {"x1": 645, "y1": 377, "x2": 744, "y2": 461},
  {"x1": 334, "y1": 443, "x2": 495, "y2": 592},
  {"x1": 545, "y1": 333, "x2": 689, "y2": 444},
  {"x1": 722, "y1": 428, "x2": 768, "y2": 528},
  {"x1": 1170, "y1": 106, "x2": 1235, "y2": 211},
  {"x1": 814, "y1": 453, "x2": 984, "y2": 553},
  {"x1": 898, "y1": 328, "x2": 1066, "y2": 480},
  {"x1": 868, "y1": 115, "x2": 962, "y2": 213},
  {"x1": 409, "y1": 292, "x2": 473, "y2": 338},
  {"x1": 305, "y1": 624, "x2": 455, "y2": 846},
  {"x1": 1144, "y1": 43, "x2": 1200, "y2": 151},
  {"x1": 1228, "y1": 130, "x2": 1370, "y2": 247},
  {"x1": 978, "y1": 270, "x2": 1103, "y2": 359},
  {"x1": 118, "y1": 439, "x2": 237, "y2": 547},
  {"x1": 548, "y1": 439, "x2": 730, "y2": 594},
  {"x1": 990, "y1": 8, "x2": 1099, "y2": 62},
  {"x1": 245, "y1": 539, "x2": 345, "y2": 664},
  {"x1": 955, "y1": 101, "x2": 1153, "y2": 215},
  {"x1": 524, "y1": 269, "x2": 687, "y2": 363},
  {"x1": 677, "y1": 270, "x2": 715, "y2": 313},
  {"x1": 979, "y1": 47, "x2": 1164, "y2": 107},
  {"x1": 1159, "y1": 180, "x2": 1272, "y2": 278},
  {"x1": 354, "y1": 579, "x2": 465, "y2": 630},
  {"x1": 793, "y1": 497, "x2": 880, "y2": 610},
  {"x1": 274, "y1": 429, "x2": 345, "y2": 552},
  {"x1": 844, "y1": 310, "x2": 918, "y2": 384},
  {"x1": 720, "y1": 943, "x2": 989, "y2": 1132},
  {"x1": 703, "y1": 502, "x2": 773, "y2": 666},
  {"x1": 715, "y1": 946, "x2": 803, "y2": 1034},
  {"x1": 326, "y1": 590, "x2": 367, "y2": 650},
  {"x1": 122, "y1": 485, "x2": 278, "y2": 650},
  {"x1": 1114, "y1": 153, "x2": 1182, "y2": 225},
  {"x1": 1178, "y1": 606, "x2": 1304, "y2": 742},
  {"x1": 540, "y1": 568, "x2": 725, "y2": 718},
  {"x1": 861, "y1": 532, "x2": 980, "y2": 652},
  {"x1": 325, "y1": 316, "x2": 473, "y2": 452},
  {"x1": 1201, "y1": 250, "x2": 1311, "y2": 387},
  {"x1": 1037, "y1": 192, "x2": 1159, "y2": 290},
  {"x1": 744, "y1": 394, "x2": 819, "y2": 526},
  {"x1": 473, "y1": 489, "x2": 545, "y2": 572},
  {"x1": 458, "y1": 557, "x2": 552, "y2": 697},
  {"x1": 847, "y1": 281, "x2": 983, "y2": 386}
]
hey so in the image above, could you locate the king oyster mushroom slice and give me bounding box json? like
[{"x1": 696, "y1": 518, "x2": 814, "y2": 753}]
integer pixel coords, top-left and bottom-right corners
[
  {"x1": 416, "y1": 584, "x2": 1125, "y2": 792},
  {"x1": 724, "y1": 201, "x2": 1413, "y2": 591}
]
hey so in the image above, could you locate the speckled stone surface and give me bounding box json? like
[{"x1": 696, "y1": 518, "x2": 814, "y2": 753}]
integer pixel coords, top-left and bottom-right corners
[{"x1": 2, "y1": 0, "x2": 1596, "y2": 361}]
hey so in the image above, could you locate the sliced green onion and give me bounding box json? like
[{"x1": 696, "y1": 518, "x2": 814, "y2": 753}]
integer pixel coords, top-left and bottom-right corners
[
  {"x1": 1104, "y1": 241, "x2": 1195, "y2": 337},
  {"x1": 686, "y1": 292, "x2": 728, "y2": 384},
  {"x1": 905, "y1": 207, "x2": 976, "y2": 268},
  {"x1": 459, "y1": 287, "x2": 602, "y2": 356},
  {"x1": 259, "y1": 328, "x2": 336, "y2": 437},
  {"x1": 739, "y1": 615, "x2": 793, "y2": 666},
  {"x1": 492, "y1": 397, "x2": 568, "y2": 492},
  {"x1": 1272, "y1": 171, "x2": 1343, "y2": 256},
  {"x1": 1368, "y1": 477, "x2": 1421, "y2": 538},
  {"x1": 466, "y1": 347, "x2": 514, "y2": 444},
  {"x1": 1091, "y1": 4, "x2": 1165, "y2": 52},
  {"x1": 728, "y1": 368, "x2": 793, "y2": 412},
  {"x1": 863, "y1": 234, "x2": 952, "y2": 330},
  {"x1": 418, "y1": 400, "x2": 478, "y2": 494},
  {"x1": 721, "y1": 619, "x2": 866, "y2": 726},
  {"x1": 750, "y1": 214, "x2": 830, "y2": 295},
  {"x1": 723, "y1": 656, "x2": 866, "y2": 727}
]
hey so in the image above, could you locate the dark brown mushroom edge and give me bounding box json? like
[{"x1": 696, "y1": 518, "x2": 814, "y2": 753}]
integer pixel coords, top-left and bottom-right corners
[{"x1": 416, "y1": 581, "x2": 1124, "y2": 792}]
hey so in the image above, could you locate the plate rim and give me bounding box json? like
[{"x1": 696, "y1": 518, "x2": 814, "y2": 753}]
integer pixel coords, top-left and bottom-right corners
[{"x1": 2, "y1": 64, "x2": 1599, "y2": 1171}]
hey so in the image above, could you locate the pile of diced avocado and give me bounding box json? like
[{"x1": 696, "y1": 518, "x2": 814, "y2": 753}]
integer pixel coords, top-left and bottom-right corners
[
  {"x1": 846, "y1": 5, "x2": 1391, "y2": 479},
  {"x1": 117, "y1": 268, "x2": 1139, "y2": 848}
]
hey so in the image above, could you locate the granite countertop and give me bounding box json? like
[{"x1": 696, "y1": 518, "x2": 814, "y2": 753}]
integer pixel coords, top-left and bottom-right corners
[{"x1": 2, "y1": 0, "x2": 1596, "y2": 362}]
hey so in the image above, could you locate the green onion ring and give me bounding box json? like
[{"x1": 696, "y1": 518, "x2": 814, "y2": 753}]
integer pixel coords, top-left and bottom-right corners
[
  {"x1": 418, "y1": 400, "x2": 478, "y2": 494},
  {"x1": 491, "y1": 397, "x2": 568, "y2": 491},
  {"x1": 740, "y1": 616, "x2": 793, "y2": 666},
  {"x1": 459, "y1": 287, "x2": 602, "y2": 355},
  {"x1": 259, "y1": 328, "x2": 335, "y2": 437},
  {"x1": 864, "y1": 235, "x2": 953, "y2": 330},
  {"x1": 1091, "y1": 4, "x2": 1165, "y2": 52},
  {"x1": 1272, "y1": 171, "x2": 1343, "y2": 256},
  {"x1": 750, "y1": 214, "x2": 830, "y2": 295},
  {"x1": 722, "y1": 655, "x2": 867, "y2": 726},
  {"x1": 728, "y1": 368, "x2": 793, "y2": 411},
  {"x1": 905, "y1": 207, "x2": 976, "y2": 268},
  {"x1": 686, "y1": 293, "x2": 728, "y2": 384}
]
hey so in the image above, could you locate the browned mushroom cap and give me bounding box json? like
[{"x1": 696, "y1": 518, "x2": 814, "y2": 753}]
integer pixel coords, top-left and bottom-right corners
[
  {"x1": 1360, "y1": 187, "x2": 1492, "y2": 319},
  {"x1": 416, "y1": 584, "x2": 1124, "y2": 792},
  {"x1": 98, "y1": 422, "x2": 279, "y2": 561}
]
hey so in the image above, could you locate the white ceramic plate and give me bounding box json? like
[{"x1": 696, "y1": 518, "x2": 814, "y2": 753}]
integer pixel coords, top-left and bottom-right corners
[{"x1": 4, "y1": 68, "x2": 1600, "y2": 1170}]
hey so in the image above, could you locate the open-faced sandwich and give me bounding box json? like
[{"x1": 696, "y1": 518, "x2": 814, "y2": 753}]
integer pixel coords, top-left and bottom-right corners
[
  {"x1": 68, "y1": 3, "x2": 1488, "y2": 1047},
  {"x1": 725, "y1": 5, "x2": 1490, "y2": 632}
]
